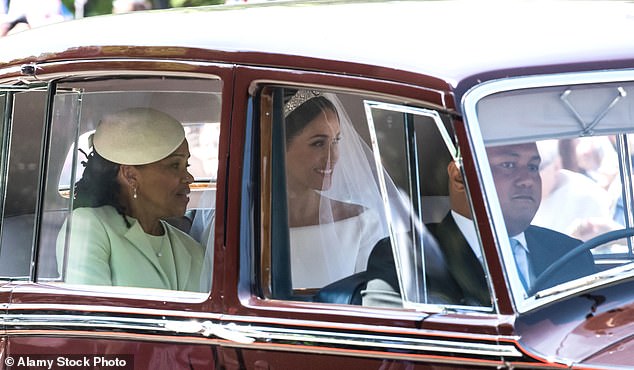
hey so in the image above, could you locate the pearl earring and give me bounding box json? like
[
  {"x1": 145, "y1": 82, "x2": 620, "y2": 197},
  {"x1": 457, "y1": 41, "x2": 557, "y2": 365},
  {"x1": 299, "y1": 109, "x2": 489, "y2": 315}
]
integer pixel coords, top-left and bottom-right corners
[{"x1": 133, "y1": 187, "x2": 138, "y2": 199}]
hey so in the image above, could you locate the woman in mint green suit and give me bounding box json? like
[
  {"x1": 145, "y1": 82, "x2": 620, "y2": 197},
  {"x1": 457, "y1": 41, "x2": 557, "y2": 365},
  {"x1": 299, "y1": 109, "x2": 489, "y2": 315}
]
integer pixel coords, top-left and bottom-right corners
[{"x1": 57, "y1": 108, "x2": 205, "y2": 292}]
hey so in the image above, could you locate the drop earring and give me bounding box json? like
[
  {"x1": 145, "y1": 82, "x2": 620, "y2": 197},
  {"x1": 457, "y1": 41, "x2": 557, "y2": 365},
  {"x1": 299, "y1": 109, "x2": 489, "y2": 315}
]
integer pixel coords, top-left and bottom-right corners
[{"x1": 133, "y1": 186, "x2": 138, "y2": 199}]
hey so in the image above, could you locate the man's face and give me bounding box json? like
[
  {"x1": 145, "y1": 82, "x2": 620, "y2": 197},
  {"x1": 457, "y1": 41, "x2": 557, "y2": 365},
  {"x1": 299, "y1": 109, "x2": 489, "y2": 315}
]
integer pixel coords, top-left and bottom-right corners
[{"x1": 486, "y1": 143, "x2": 542, "y2": 236}]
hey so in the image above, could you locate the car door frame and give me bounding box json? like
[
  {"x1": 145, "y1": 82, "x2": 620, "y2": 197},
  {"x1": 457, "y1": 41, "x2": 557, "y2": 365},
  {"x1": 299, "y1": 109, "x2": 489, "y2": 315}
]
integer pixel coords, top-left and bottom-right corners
[
  {"x1": 219, "y1": 65, "x2": 528, "y2": 368},
  {"x1": 0, "y1": 59, "x2": 240, "y2": 367}
]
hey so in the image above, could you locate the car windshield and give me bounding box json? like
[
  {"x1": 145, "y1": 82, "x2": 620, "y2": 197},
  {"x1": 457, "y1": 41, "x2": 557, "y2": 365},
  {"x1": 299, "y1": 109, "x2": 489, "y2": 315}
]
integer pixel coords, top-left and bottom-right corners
[{"x1": 465, "y1": 71, "x2": 634, "y2": 310}]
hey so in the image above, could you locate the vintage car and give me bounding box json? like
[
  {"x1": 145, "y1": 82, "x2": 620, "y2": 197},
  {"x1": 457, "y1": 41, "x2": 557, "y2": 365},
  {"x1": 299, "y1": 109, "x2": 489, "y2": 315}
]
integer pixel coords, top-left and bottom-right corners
[{"x1": 1, "y1": 0, "x2": 634, "y2": 368}]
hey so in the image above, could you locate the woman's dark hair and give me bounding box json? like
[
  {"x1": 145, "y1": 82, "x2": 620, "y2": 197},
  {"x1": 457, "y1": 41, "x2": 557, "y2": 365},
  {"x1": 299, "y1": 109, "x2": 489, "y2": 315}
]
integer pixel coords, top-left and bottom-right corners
[
  {"x1": 73, "y1": 150, "x2": 131, "y2": 227},
  {"x1": 283, "y1": 90, "x2": 338, "y2": 145}
]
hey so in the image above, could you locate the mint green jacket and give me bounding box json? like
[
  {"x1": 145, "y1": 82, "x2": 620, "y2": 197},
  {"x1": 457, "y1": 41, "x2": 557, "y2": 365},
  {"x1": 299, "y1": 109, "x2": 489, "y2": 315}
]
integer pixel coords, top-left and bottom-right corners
[{"x1": 56, "y1": 205, "x2": 204, "y2": 292}]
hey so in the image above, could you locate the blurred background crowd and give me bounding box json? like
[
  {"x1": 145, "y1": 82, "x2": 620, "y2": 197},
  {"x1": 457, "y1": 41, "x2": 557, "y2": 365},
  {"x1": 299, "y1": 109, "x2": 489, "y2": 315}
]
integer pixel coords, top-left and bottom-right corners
[
  {"x1": 534, "y1": 135, "x2": 634, "y2": 253},
  {"x1": 0, "y1": 0, "x2": 261, "y2": 37}
]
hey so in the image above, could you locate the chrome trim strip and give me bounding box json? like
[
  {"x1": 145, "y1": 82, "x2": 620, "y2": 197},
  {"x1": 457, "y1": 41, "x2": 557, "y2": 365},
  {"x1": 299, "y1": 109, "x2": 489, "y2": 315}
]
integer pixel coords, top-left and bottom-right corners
[
  {"x1": 363, "y1": 100, "x2": 454, "y2": 311},
  {"x1": 461, "y1": 68, "x2": 634, "y2": 314},
  {"x1": 0, "y1": 313, "x2": 523, "y2": 359},
  {"x1": 3, "y1": 313, "x2": 170, "y2": 332},
  {"x1": 3, "y1": 330, "x2": 509, "y2": 367},
  {"x1": 228, "y1": 324, "x2": 522, "y2": 358},
  {"x1": 464, "y1": 69, "x2": 634, "y2": 105},
  {"x1": 0, "y1": 58, "x2": 230, "y2": 82},
  {"x1": 1, "y1": 302, "x2": 216, "y2": 318}
]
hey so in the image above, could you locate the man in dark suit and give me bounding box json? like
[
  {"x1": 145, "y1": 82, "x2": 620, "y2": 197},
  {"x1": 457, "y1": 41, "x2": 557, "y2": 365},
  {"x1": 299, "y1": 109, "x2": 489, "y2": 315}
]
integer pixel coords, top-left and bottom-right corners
[{"x1": 362, "y1": 142, "x2": 596, "y2": 308}]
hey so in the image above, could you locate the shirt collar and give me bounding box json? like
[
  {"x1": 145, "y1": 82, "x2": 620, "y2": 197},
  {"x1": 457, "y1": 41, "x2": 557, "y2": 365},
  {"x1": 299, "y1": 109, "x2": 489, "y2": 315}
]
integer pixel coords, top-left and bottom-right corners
[
  {"x1": 451, "y1": 210, "x2": 530, "y2": 258},
  {"x1": 451, "y1": 210, "x2": 483, "y2": 262}
]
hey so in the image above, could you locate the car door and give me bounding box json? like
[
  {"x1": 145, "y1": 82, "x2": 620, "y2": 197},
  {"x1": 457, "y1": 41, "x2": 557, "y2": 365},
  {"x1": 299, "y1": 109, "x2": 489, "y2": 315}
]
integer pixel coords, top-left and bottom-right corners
[
  {"x1": 214, "y1": 66, "x2": 526, "y2": 370},
  {"x1": 1, "y1": 60, "x2": 239, "y2": 369}
]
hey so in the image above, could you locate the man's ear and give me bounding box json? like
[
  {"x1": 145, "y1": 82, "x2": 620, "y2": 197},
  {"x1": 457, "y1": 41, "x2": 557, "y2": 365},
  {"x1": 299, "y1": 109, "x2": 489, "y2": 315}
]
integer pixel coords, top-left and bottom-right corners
[{"x1": 447, "y1": 160, "x2": 465, "y2": 193}]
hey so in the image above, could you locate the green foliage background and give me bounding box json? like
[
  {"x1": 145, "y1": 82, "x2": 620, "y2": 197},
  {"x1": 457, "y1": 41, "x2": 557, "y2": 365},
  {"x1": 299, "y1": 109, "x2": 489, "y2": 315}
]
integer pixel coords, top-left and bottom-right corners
[{"x1": 60, "y1": 0, "x2": 224, "y2": 17}]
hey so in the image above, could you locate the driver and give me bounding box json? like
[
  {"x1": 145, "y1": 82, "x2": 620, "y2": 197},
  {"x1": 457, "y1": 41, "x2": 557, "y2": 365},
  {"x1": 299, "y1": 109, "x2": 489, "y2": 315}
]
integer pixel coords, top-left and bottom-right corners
[
  {"x1": 363, "y1": 142, "x2": 596, "y2": 307},
  {"x1": 486, "y1": 142, "x2": 596, "y2": 291}
]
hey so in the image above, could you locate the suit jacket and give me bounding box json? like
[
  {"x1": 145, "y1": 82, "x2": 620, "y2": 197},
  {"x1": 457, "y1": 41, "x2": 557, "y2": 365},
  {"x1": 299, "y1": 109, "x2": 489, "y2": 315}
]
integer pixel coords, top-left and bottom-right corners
[
  {"x1": 57, "y1": 205, "x2": 205, "y2": 292},
  {"x1": 362, "y1": 213, "x2": 596, "y2": 307},
  {"x1": 523, "y1": 224, "x2": 596, "y2": 287},
  {"x1": 362, "y1": 223, "x2": 464, "y2": 308},
  {"x1": 426, "y1": 214, "x2": 489, "y2": 306}
]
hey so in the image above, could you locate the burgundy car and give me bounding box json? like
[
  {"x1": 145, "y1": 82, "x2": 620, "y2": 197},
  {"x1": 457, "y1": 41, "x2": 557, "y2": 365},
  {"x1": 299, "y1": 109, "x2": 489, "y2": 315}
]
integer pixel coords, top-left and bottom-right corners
[{"x1": 1, "y1": 1, "x2": 634, "y2": 369}]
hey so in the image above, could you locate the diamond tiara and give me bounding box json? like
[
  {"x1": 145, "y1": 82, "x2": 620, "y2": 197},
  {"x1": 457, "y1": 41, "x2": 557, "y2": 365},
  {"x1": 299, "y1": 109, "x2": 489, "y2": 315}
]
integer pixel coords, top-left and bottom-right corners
[{"x1": 283, "y1": 89, "x2": 321, "y2": 117}]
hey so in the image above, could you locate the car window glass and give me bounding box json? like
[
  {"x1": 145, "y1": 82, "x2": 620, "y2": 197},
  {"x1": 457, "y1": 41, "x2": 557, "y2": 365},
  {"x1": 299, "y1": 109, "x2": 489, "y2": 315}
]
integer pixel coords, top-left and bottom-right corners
[
  {"x1": 531, "y1": 136, "x2": 632, "y2": 271},
  {"x1": 0, "y1": 89, "x2": 48, "y2": 279},
  {"x1": 472, "y1": 80, "x2": 634, "y2": 307},
  {"x1": 362, "y1": 101, "x2": 492, "y2": 309},
  {"x1": 59, "y1": 124, "x2": 220, "y2": 191},
  {"x1": 260, "y1": 86, "x2": 491, "y2": 309},
  {"x1": 37, "y1": 78, "x2": 221, "y2": 298}
]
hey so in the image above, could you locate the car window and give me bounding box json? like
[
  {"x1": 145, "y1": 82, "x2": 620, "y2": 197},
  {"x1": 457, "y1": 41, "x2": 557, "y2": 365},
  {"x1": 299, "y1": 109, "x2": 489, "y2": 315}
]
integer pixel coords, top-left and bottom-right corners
[
  {"x1": 0, "y1": 88, "x2": 48, "y2": 278},
  {"x1": 258, "y1": 86, "x2": 491, "y2": 309},
  {"x1": 469, "y1": 78, "x2": 634, "y2": 309},
  {"x1": 36, "y1": 77, "x2": 221, "y2": 298}
]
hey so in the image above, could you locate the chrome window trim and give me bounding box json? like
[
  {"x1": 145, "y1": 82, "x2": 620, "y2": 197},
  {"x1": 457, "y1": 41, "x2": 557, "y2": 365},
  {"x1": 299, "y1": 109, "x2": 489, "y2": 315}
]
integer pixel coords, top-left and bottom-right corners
[
  {"x1": 461, "y1": 68, "x2": 634, "y2": 313},
  {"x1": 0, "y1": 88, "x2": 17, "y2": 257},
  {"x1": 1, "y1": 70, "x2": 224, "y2": 295},
  {"x1": 0, "y1": 86, "x2": 50, "y2": 282},
  {"x1": 0, "y1": 58, "x2": 230, "y2": 84},
  {"x1": 11, "y1": 283, "x2": 210, "y2": 304},
  {"x1": 615, "y1": 134, "x2": 634, "y2": 243},
  {"x1": 363, "y1": 100, "x2": 496, "y2": 313},
  {"x1": 363, "y1": 101, "x2": 449, "y2": 310}
]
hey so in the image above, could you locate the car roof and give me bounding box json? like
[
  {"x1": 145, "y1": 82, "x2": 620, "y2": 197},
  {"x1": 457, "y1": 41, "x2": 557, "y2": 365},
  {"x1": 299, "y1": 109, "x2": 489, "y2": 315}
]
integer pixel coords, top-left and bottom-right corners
[{"x1": 1, "y1": 0, "x2": 634, "y2": 100}]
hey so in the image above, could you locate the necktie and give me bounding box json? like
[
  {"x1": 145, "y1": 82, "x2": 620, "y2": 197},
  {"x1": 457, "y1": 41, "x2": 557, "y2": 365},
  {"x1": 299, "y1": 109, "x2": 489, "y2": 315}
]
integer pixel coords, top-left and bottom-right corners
[{"x1": 510, "y1": 238, "x2": 531, "y2": 291}]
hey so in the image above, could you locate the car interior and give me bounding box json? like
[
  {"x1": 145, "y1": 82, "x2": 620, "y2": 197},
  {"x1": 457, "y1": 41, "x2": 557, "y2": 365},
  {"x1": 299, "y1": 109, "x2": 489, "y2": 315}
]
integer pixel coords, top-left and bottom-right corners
[
  {"x1": 260, "y1": 86, "x2": 458, "y2": 305},
  {"x1": 0, "y1": 77, "x2": 222, "y2": 286}
]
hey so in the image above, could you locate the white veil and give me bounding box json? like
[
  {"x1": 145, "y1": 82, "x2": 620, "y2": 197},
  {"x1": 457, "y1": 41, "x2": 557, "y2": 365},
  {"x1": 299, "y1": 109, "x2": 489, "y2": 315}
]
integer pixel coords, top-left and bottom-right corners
[
  {"x1": 287, "y1": 91, "x2": 409, "y2": 288},
  {"x1": 191, "y1": 88, "x2": 413, "y2": 292},
  {"x1": 320, "y1": 92, "x2": 391, "y2": 227},
  {"x1": 289, "y1": 90, "x2": 446, "y2": 306},
  {"x1": 321, "y1": 92, "x2": 394, "y2": 252}
]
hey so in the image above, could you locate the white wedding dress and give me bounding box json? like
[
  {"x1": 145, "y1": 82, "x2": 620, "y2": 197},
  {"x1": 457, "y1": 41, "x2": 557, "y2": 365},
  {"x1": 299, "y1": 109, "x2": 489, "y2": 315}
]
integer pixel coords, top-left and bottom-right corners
[{"x1": 289, "y1": 207, "x2": 383, "y2": 289}]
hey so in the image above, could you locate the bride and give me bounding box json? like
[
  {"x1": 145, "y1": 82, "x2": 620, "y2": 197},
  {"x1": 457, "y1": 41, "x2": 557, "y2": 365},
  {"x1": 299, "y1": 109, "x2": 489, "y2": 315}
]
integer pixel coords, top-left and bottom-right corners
[
  {"x1": 283, "y1": 89, "x2": 392, "y2": 289},
  {"x1": 191, "y1": 88, "x2": 410, "y2": 293}
]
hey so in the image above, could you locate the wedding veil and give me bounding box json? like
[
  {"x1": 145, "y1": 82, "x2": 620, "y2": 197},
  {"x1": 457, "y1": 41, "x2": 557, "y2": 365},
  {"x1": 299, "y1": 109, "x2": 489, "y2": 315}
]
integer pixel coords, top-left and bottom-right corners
[
  {"x1": 191, "y1": 88, "x2": 416, "y2": 293},
  {"x1": 285, "y1": 90, "x2": 411, "y2": 288}
]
